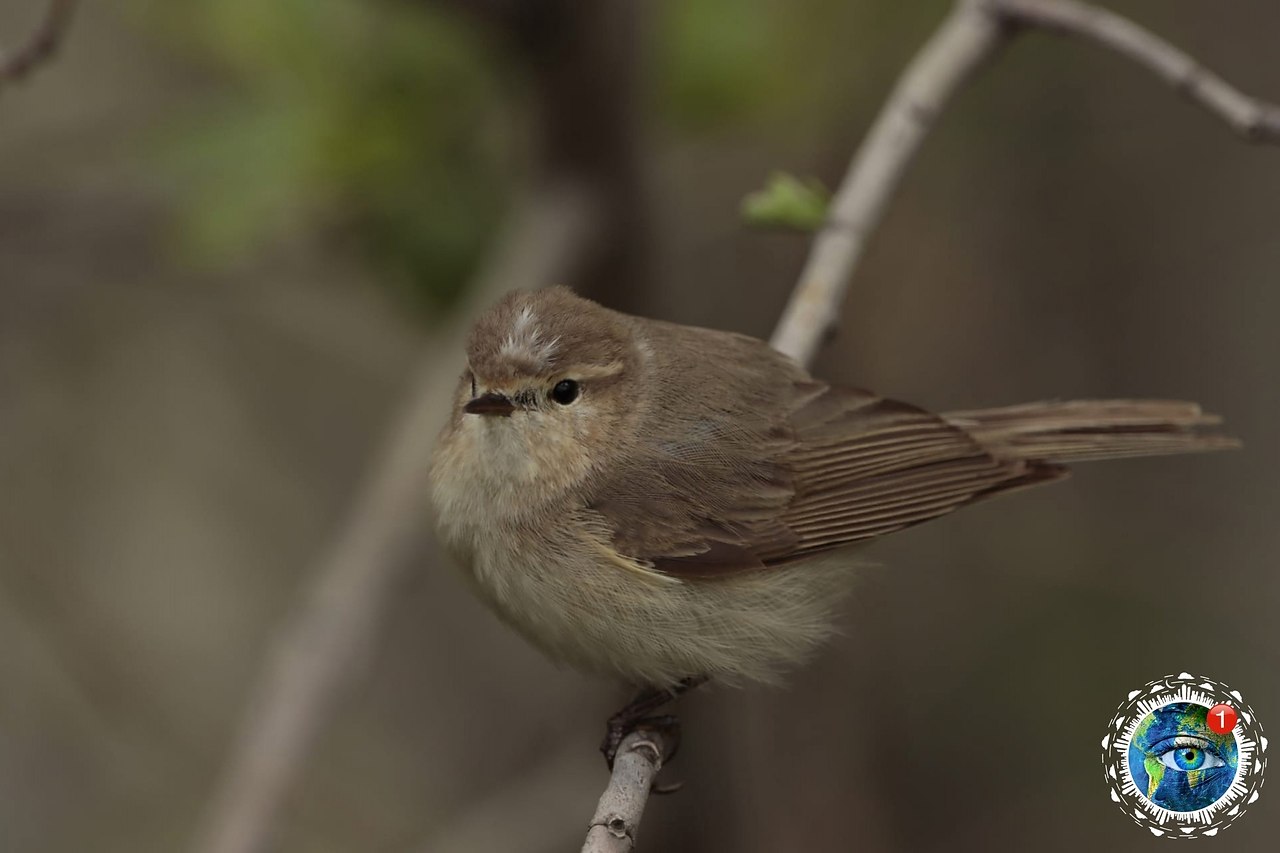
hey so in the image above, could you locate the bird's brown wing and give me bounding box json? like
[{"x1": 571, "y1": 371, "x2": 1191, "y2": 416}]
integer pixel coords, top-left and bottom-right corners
[
  {"x1": 775, "y1": 387, "x2": 1062, "y2": 560},
  {"x1": 587, "y1": 378, "x2": 1060, "y2": 579},
  {"x1": 580, "y1": 324, "x2": 806, "y2": 577}
]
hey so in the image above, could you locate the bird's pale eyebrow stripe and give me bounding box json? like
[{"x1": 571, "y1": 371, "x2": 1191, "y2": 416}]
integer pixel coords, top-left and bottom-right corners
[{"x1": 571, "y1": 361, "x2": 625, "y2": 380}]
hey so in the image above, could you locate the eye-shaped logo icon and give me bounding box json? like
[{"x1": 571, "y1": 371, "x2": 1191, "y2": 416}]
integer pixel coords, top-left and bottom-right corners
[
  {"x1": 1102, "y1": 674, "x2": 1267, "y2": 838},
  {"x1": 1129, "y1": 702, "x2": 1237, "y2": 812}
]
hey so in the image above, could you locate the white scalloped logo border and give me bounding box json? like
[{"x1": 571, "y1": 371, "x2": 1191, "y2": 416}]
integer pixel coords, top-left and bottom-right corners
[{"x1": 1102, "y1": 673, "x2": 1267, "y2": 838}]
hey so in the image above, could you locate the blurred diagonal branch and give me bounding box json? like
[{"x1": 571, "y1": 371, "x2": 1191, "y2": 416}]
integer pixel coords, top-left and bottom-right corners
[
  {"x1": 192, "y1": 182, "x2": 601, "y2": 853},
  {"x1": 192, "y1": 2, "x2": 649, "y2": 852},
  {"x1": 772, "y1": 0, "x2": 1280, "y2": 365},
  {"x1": 0, "y1": 0, "x2": 77, "y2": 86}
]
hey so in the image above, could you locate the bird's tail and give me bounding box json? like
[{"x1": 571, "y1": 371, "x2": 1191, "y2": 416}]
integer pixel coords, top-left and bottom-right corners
[{"x1": 943, "y1": 400, "x2": 1240, "y2": 464}]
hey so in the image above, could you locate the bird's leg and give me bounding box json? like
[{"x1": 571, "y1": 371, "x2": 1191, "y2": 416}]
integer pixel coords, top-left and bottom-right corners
[{"x1": 600, "y1": 675, "x2": 708, "y2": 772}]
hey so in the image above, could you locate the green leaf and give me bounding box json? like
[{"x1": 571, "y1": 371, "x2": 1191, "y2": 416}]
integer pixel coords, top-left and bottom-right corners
[{"x1": 741, "y1": 172, "x2": 830, "y2": 232}]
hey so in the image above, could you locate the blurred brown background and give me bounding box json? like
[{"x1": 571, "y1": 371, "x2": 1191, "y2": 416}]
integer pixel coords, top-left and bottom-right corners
[{"x1": 2, "y1": 0, "x2": 1277, "y2": 851}]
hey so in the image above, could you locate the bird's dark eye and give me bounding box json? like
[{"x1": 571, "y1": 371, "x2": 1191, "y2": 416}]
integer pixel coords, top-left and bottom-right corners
[
  {"x1": 550, "y1": 379, "x2": 580, "y2": 405},
  {"x1": 469, "y1": 373, "x2": 477, "y2": 396}
]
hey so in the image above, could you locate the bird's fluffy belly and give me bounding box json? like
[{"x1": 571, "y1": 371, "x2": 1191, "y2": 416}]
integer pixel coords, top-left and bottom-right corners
[
  {"x1": 458, "y1": 528, "x2": 854, "y2": 687},
  {"x1": 430, "y1": 422, "x2": 855, "y2": 685}
]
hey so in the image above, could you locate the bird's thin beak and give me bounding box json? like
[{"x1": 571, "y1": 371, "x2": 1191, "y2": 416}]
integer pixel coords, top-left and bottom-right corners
[{"x1": 465, "y1": 392, "x2": 516, "y2": 417}]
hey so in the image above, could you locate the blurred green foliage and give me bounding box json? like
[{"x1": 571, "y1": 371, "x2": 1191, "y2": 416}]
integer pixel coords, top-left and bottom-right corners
[
  {"x1": 147, "y1": 0, "x2": 510, "y2": 310},
  {"x1": 741, "y1": 172, "x2": 830, "y2": 231},
  {"x1": 657, "y1": 0, "x2": 789, "y2": 129},
  {"x1": 142, "y1": 0, "x2": 918, "y2": 312},
  {"x1": 656, "y1": 0, "x2": 931, "y2": 133}
]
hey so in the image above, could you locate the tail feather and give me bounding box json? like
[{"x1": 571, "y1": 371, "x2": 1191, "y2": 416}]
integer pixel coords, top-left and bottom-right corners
[{"x1": 944, "y1": 400, "x2": 1240, "y2": 464}]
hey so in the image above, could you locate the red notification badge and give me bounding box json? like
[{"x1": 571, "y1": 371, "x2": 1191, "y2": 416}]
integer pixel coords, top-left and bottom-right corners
[{"x1": 1207, "y1": 703, "x2": 1238, "y2": 734}]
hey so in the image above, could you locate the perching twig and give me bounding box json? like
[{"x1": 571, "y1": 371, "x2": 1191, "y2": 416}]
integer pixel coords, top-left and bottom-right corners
[
  {"x1": 771, "y1": 0, "x2": 1280, "y2": 366},
  {"x1": 581, "y1": 731, "x2": 676, "y2": 853},
  {"x1": 0, "y1": 0, "x2": 77, "y2": 86}
]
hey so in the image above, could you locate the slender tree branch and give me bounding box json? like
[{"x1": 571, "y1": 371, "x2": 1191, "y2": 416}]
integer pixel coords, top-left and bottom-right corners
[
  {"x1": 994, "y1": 0, "x2": 1280, "y2": 143},
  {"x1": 581, "y1": 731, "x2": 675, "y2": 853},
  {"x1": 771, "y1": 0, "x2": 1280, "y2": 366},
  {"x1": 770, "y1": 0, "x2": 1007, "y2": 365},
  {"x1": 0, "y1": 0, "x2": 77, "y2": 86}
]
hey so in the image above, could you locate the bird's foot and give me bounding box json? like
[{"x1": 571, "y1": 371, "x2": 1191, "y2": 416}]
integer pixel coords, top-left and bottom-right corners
[
  {"x1": 600, "y1": 712, "x2": 682, "y2": 770},
  {"x1": 601, "y1": 714, "x2": 684, "y2": 794},
  {"x1": 599, "y1": 676, "x2": 708, "y2": 792}
]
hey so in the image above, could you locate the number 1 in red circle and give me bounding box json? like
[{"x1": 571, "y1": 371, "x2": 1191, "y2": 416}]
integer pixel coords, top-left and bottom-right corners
[{"x1": 1208, "y1": 703, "x2": 1238, "y2": 734}]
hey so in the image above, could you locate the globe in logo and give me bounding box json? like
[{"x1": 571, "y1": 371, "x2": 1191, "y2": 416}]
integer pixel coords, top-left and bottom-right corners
[
  {"x1": 1102, "y1": 674, "x2": 1267, "y2": 838},
  {"x1": 1128, "y1": 702, "x2": 1237, "y2": 812}
]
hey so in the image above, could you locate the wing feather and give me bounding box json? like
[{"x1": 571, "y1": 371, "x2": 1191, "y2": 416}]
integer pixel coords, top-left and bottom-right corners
[
  {"x1": 582, "y1": 329, "x2": 1229, "y2": 579},
  {"x1": 583, "y1": 320, "x2": 1054, "y2": 577}
]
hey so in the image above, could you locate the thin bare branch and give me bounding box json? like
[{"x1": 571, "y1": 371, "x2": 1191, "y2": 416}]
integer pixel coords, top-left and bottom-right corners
[
  {"x1": 770, "y1": 1, "x2": 1007, "y2": 366},
  {"x1": 993, "y1": 0, "x2": 1280, "y2": 144},
  {"x1": 0, "y1": 0, "x2": 78, "y2": 86},
  {"x1": 771, "y1": 0, "x2": 1280, "y2": 367},
  {"x1": 581, "y1": 731, "x2": 675, "y2": 853}
]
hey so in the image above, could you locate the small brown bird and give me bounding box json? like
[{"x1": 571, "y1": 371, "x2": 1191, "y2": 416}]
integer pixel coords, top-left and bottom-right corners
[{"x1": 429, "y1": 286, "x2": 1235, "y2": 755}]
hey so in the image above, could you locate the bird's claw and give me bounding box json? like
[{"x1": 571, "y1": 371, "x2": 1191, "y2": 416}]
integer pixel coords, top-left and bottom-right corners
[
  {"x1": 600, "y1": 676, "x2": 706, "y2": 790},
  {"x1": 600, "y1": 713, "x2": 683, "y2": 789}
]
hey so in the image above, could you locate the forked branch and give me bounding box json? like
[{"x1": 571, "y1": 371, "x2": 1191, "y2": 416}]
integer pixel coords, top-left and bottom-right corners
[
  {"x1": 600, "y1": 0, "x2": 1279, "y2": 843},
  {"x1": 771, "y1": 0, "x2": 1280, "y2": 366}
]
